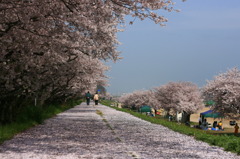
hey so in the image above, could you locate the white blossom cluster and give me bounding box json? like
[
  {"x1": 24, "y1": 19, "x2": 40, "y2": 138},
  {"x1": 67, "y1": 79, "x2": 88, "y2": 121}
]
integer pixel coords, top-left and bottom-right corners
[
  {"x1": 119, "y1": 82, "x2": 204, "y2": 116},
  {"x1": 203, "y1": 68, "x2": 240, "y2": 119},
  {"x1": 119, "y1": 90, "x2": 159, "y2": 109},
  {"x1": 154, "y1": 82, "x2": 204, "y2": 114}
]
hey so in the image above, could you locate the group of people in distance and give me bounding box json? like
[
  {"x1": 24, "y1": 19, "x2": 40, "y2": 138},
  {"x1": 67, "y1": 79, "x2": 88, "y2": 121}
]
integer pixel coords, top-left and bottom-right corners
[
  {"x1": 85, "y1": 91, "x2": 99, "y2": 106},
  {"x1": 199, "y1": 115, "x2": 239, "y2": 134},
  {"x1": 199, "y1": 115, "x2": 224, "y2": 130},
  {"x1": 212, "y1": 120, "x2": 223, "y2": 130}
]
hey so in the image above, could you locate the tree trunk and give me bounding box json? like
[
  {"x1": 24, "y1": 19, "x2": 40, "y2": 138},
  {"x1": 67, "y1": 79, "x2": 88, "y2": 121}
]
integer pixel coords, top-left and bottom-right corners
[{"x1": 181, "y1": 111, "x2": 191, "y2": 124}]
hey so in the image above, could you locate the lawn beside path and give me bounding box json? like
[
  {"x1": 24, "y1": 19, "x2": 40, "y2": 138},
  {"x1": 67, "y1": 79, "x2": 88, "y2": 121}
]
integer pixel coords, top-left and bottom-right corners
[{"x1": 0, "y1": 102, "x2": 239, "y2": 159}]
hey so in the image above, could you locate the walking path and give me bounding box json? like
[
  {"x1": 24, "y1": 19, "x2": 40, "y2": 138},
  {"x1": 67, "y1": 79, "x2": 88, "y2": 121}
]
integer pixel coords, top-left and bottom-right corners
[{"x1": 0, "y1": 102, "x2": 239, "y2": 159}]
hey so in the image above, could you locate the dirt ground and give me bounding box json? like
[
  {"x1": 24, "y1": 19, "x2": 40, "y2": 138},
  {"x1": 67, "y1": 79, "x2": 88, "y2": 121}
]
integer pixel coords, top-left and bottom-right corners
[{"x1": 190, "y1": 107, "x2": 240, "y2": 133}]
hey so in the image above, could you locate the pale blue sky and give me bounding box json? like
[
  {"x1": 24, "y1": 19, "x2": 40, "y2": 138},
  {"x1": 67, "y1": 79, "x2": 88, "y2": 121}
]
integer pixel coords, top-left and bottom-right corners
[{"x1": 106, "y1": 0, "x2": 240, "y2": 95}]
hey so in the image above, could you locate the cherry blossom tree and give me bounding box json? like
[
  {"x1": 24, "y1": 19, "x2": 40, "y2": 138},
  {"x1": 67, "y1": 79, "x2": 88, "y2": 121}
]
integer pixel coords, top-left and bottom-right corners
[
  {"x1": 203, "y1": 68, "x2": 240, "y2": 119},
  {"x1": 154, "y1": 82, "x2": 204, "y2": 122},
  {"x1": 0, "y1": 0, "x2": 181, "y2": 123},
  {"x1": 119, "y1": 90, "x2": 145, "y2": 109},
  {"x1": 119, "y1": 90, "x2": 162, "y2": 110},
  {"x1": 0, "y1": 53, "x2": 108, "y2": 123},
  {"x1": 119, "y1": 81, "x2": 203, "y2": 123},
  {"x1": 1, "y1": 0, "x2": 179, "y2": 61}
]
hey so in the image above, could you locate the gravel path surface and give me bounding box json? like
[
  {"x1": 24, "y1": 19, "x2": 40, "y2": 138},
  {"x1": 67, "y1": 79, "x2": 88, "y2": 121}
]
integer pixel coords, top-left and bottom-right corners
[{"x1": 0, "y1": 102, "x2": 239, "y2": 159}]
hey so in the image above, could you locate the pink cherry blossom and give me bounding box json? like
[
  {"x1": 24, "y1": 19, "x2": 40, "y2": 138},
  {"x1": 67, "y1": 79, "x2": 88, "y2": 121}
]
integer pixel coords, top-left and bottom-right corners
[{"x1": 203, "y1": 68, "x2": 240, "y2": 119}]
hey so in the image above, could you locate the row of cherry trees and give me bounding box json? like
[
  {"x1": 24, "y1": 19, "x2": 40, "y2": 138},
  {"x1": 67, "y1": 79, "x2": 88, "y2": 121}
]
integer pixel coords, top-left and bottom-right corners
[
  {"x1": 119, "y1": 68, "x2": 240, "y2": 121},
  {"x1": 0, "y1": 52, "x2": 109, "y2": 123},
  {"x1": 0, "y1": 1, "x2": 179, "y2": 124},
  {"x1": 119, "y1": 82, "x2": 204, "y2": 122}
]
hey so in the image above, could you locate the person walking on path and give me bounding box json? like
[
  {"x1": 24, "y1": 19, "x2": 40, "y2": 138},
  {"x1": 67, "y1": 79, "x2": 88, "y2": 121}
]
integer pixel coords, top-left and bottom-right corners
[
  {"x1": 94, "y1": 92, "x2": 99, "y2": 105},
  {"x1": 234, "y1": 123, "x2": 239, "y2": 135},
  {"x1": 85, "y1": 91, "x2": 91, "y2": 105}
]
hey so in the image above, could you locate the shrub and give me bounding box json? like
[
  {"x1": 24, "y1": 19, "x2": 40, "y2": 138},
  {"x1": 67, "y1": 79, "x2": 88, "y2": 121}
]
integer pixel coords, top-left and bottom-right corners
[{"x1": 16, "y1": 106, "x2": 44, "y2": 124}]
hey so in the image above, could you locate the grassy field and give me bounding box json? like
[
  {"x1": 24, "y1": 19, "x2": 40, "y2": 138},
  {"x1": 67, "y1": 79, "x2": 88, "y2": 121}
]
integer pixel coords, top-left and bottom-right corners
[{"x1": 101, "y1": 100, "x2": 240, "y2": 155}]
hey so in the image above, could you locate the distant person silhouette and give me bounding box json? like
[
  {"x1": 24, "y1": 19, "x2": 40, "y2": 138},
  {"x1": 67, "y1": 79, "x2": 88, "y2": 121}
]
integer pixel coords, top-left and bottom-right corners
[
  {"x1": 94, "y1": 92, "x2": 99, "y2": 105},
  {"x1": 85, "y1": 91, "x2": 91, "y2": 105},
  {"x1": 235, "y1": 123, "x2": 239, "y2": 134}
]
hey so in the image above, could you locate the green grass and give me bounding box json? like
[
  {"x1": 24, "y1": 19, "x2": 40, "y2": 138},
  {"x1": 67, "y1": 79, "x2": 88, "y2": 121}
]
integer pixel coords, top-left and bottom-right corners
[
  {"x1": 0, "y1": 99, "x2": 82, "y2": 145},
  {"x1": 100, "y1": 99, "x2": 114, "y2": 107},
  {"x1": 101, "y1": 100, "x2": 240, "y2": 155}
]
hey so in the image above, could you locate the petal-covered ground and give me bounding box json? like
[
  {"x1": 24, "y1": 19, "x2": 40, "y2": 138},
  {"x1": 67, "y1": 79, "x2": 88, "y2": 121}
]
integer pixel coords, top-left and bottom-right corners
[{"x1": 0, "y1": 103, "x2": 239, "y2": 159}]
